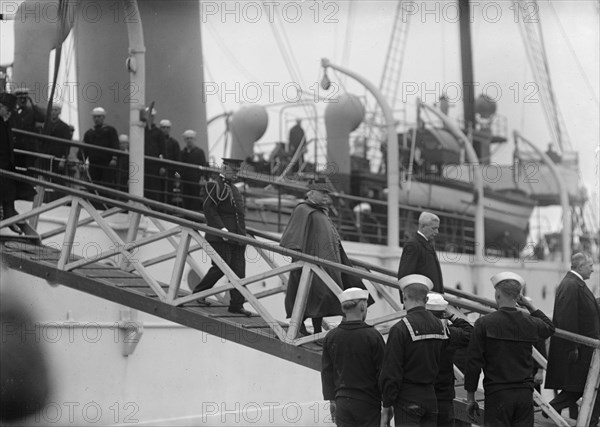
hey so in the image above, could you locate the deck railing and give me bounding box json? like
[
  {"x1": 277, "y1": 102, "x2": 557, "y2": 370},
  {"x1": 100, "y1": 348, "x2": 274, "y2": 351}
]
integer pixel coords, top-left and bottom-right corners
[{"x1": 2, "y1": 158, "x2": 598, "y2": 426}]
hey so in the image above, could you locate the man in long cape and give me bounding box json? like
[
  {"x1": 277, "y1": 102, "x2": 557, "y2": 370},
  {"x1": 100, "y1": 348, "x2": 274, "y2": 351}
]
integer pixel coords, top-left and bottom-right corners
[{"x1": 280, "y1": 179, "x2": 372, "y2": 335}]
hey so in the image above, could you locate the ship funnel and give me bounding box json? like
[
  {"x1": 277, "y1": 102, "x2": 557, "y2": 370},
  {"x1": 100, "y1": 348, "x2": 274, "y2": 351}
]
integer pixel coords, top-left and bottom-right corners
[
  {"x1": 229, "y1": 105, "x2": 268, "y2": 160},
  {"x1": 324, "y1": 93, "x2": 365, "y2": 191}
]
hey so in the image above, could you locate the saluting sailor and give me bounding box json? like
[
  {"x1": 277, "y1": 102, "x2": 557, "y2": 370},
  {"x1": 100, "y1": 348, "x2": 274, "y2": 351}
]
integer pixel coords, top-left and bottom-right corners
[
  {"x1": 464, "y1": 272, "x2": 555, "y2": 427},
  {"x1": 191, "y1": 158, "x2": 251, "y2": 316},
  {"x1": 380, "y1": 274, "x2": 448, "y2": 427}
]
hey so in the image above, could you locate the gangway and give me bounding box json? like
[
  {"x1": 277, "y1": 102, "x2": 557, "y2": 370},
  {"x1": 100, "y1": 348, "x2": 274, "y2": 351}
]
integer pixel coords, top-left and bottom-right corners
[{"x1": 1, "y1": 170, "x2": 599, "y2": 426}]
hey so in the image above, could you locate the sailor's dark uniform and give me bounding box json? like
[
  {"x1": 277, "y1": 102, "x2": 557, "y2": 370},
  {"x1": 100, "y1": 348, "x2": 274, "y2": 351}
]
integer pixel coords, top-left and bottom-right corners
[
  {"x1": 192, "y1": 176, "x2": 246, "y2": 310},
  {"x1": 464, "y1": 307, "x2": 555, "y2": 426},
  {"x1": 380, "y1": 306, "x2": 447, "y2": 426},
  {"x1": 321, "y1": 320, "x2": 385, "y2": 426},
  {"x1": 435, "y1": 317, "x2": 473, "y2": 427}
]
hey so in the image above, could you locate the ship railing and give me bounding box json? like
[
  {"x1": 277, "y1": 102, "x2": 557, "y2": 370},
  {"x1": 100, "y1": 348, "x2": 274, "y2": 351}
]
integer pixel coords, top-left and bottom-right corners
[
  {"x1": 2, "y1": 169, "x2": 598, "y2": 425},
  {"x1": 1, "y1": 169, "x2": 408, "y2": 343},
  {"x1": 346, "y1": 259, "x2": 600, "y2": 426},
  {"x1": 12, "y1": 129, "x2": 478, "y2": 253}
]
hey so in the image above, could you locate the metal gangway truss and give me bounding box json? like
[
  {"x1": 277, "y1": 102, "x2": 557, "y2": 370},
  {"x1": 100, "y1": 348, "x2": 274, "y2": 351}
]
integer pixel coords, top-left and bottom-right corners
[{"x1": 1, "y1": 170, "x2": 599, "y2": 427}]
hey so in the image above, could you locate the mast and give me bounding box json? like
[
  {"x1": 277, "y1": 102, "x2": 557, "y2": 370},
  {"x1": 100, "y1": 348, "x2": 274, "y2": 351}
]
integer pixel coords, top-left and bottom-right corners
[
  {"x1": 459, "y1": 0, "x2": 476, "y2": 132},
  {"x1": 458, "y1": 0, "x2": 485, "y2": 268}
]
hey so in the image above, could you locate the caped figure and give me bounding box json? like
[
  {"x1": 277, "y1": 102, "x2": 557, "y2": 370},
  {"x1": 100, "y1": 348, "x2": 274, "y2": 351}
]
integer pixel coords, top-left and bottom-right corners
[{"x1": 280, "y1": 178, "x2": 372, "y2": 336}]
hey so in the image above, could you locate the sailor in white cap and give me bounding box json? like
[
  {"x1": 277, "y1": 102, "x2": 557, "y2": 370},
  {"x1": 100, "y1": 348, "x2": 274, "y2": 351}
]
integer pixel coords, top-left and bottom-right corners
[
  {"x1": 91, "y1": 107, "x2": 106, "y2": 116},
  {"x1": 82, "y1": 106, "x2": 120, "y2": 184},
  {"x1": 464, "y1": 272, "x2": 555, "y2": 426},
  {"x1": 425, "y1": 292, "x2": 474, "y2": 426},
  {"x1": 380, "y1": 274, "x2": 447, "y2": 426},
  {"x1": 321, "y1": 287, "x2": 384, "y2": 426}
]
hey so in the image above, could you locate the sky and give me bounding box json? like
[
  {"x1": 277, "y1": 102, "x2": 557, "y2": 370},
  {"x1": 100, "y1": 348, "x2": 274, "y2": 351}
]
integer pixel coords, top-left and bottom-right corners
[{"x1": 1, "y1": 0, "x2": 599, "y2": 235}]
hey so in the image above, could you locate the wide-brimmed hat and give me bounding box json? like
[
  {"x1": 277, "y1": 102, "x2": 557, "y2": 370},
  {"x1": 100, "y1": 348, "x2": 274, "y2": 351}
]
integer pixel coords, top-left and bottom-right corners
[{"x1": 308, "y1": 178, "x2": 331, "y2": 193}]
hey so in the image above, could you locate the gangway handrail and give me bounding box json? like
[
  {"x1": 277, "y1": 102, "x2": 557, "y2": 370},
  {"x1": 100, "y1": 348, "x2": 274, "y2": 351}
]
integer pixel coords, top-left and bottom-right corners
[
  {"x1": 1, "y1": 169, "x2": 404, "y2": 289},
  {"x1": 13, "y1": 128, "x2": 477, "y2": 223},
  {"x1": 2, "y1": 168, "x2": 598, "y2": 426}
]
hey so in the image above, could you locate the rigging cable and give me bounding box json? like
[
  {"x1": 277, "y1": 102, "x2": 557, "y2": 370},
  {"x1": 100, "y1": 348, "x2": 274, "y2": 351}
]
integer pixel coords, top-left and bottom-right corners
[{"x1": 548, "y1": 0, "x2": 599, "y2": 109}]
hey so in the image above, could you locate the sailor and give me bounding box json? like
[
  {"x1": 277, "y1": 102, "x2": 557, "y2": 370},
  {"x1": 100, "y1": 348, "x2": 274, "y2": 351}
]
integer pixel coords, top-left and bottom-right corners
[
  {"x1": 380, "y1": 274, "x2": 447, "y2": 427},
  {"x1": 1, "y1": 92, "x2": 28, "y2": 232},
  {"x1": 191, "y1": 158, "x2": 251, "y2": 316},
  {"x1": 180, "y1": 129, "x2": 207, "y2": 211},
  {"x1": 143, "y1": 107, "x2": 168, "y2": 202},
  {"x1": 45, "y1": 103, "x2": 72, "y2": 175},
  {"x1": 321, "y1": 287, "x2": 384, "y2": 427},
  {"x1": 82, "y1": 107, "x2": 119, "y2": 186},
  {"x1": 158, "y1": 119, "x2": 182, "y2": 199},
  {"x1": 426, "y1": 293, "x2": 473, "y2": 427},
  {"x1": 464, "y1": 272, "x2": 555, "y2": 427},
  {"x1": 397, "y1": 212, "x2": 444, "y2": 299},
  {"x1": 10, "y1": 87, "x2": 45, "y2": 169}
]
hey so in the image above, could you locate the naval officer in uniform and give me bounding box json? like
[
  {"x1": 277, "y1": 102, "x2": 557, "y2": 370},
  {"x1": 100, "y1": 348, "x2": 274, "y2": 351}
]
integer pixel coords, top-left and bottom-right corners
[{"x1": 192, "y1": 158, "x2": 251, "y2": 316}]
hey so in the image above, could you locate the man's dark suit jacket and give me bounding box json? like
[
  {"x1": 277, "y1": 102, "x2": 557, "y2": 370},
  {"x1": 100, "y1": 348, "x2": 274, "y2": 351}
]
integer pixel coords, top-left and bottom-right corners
[
  {"x1": 397, "y1": 232, "x2": 444, "y2": 294},
  {"x1": 545, "y1": 271, "x2": 600, "y2": 392}
]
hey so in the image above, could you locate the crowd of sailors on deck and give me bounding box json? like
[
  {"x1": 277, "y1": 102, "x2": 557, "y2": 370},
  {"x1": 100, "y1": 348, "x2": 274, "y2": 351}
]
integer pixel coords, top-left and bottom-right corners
[
  {"x1": 3, "y1": 88, "x2": 210, "y2": 209},
  {"x1": 321, "y1": 248, "x2": 599, "y2": 427}
]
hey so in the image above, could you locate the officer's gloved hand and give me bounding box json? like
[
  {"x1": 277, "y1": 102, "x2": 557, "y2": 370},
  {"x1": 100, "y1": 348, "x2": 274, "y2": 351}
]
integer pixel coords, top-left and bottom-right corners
[
  {"x1": 467, "y1": 401, "x2": 481, "y2": 419},
  {"x1": 568, "y1": 347, "x2": 579, "y2": 363}
]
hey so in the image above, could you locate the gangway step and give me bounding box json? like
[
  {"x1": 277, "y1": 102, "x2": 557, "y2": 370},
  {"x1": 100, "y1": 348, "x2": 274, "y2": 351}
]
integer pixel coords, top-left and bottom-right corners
[
  {"x1": 1, "y1": 239, "x2": 562, "y2": 426},
  {"x1": 1, "y1": 240, "x2": 323, "y2": 371}
]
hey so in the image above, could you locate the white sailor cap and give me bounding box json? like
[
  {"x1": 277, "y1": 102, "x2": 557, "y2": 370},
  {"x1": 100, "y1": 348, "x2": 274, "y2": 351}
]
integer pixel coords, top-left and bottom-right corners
[
  {"x1": 490, "y1": 272, "x2": 525, "y2": 288},
  {"x1": 398, "y1": 274, "x2": 433, "y2": 291},
  {"x1": 118, "y1": 134, "x2": 129, "y2": 143},
  {"x1": 182, "y1": 129, "x2": 197, "y2": 138},
  {"x1": 159, "y1": 119, "x2": 172, "y2": 127},
  {"x1": 92, "y1": 107, "x2": 106, "y2": 116},
  {"x1": 426, "y1": 292, "x2": 448, "y2": 311},
  {"x1": 338, "y1": 287, "x2": 369, "y2": 304}
]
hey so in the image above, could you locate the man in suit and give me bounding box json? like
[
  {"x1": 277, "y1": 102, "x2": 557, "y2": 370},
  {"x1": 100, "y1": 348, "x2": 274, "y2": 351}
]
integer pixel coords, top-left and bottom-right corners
[
  {"x1": 397, "y1": 212, "x2": 444, "y2": 296},
  {"x1": 191, "y1": 158, "x2": 251, "y2": 316},
  {"x1": 545, "y1": 253, "x2": 600, "y2": 424},
  {"x1": 180, "y1": 129, "x2": 207, "y2": 211}
]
